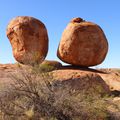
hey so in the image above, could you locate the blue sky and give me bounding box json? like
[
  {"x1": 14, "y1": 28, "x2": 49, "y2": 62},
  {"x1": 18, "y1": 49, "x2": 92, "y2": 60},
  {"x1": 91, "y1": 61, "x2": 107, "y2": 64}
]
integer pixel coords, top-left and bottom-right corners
[{"x1": 0, "y1": 0, "x2": 120, "y2": 68}]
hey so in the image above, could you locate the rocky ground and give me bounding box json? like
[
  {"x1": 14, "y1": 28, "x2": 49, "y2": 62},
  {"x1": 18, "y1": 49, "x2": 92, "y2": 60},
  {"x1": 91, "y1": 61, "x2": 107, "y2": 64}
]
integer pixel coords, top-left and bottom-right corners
[
  {"x1": 0, "y1": 63, "x2": 120, "y2": 119},
  {"x1": 52, "y1": 66, "x2": 120, "y2": 92},
  {"x1": 0, "y1": 63, "x2": 120, "y2": 91}
]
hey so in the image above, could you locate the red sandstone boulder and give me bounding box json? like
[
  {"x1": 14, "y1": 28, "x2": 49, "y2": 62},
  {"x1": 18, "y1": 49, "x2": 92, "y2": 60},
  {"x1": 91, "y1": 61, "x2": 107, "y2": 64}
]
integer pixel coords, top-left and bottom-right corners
[
  {"x1": 57, "y1": 17, "x2": 108, "y2": 67},
  {"x1": 7, "y1": 16, "x2": 48, "y2": 65}
]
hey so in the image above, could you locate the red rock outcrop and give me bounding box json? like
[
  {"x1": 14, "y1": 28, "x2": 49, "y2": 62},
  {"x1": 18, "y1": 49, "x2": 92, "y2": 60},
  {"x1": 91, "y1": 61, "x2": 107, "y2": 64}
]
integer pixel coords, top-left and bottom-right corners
[
  {"x1": 7, "y1": 16, "x2": 48, "y2": 65},
  {"x1": 57, "y1": 17, "x2": 108, "y2": 67},
  {"x1": 52, "y1": 68, "x2": 110, "y2": 93}
]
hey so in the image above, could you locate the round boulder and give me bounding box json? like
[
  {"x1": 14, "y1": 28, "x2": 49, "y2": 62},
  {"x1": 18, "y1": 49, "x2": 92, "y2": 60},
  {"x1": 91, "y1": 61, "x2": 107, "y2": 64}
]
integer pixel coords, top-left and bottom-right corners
[
  {"x1": 57, "y1": 17, "x2": 108, "y2": 67},
  {"x1": 7, "y1": 16, "x2": 48, "y2": 65}
]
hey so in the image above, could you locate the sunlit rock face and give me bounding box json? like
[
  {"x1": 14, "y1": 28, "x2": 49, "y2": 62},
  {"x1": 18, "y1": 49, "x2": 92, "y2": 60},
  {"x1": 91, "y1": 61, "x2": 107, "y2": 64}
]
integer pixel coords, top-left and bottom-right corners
[
  {"x1": 57, "y1": 17, "x2": 108, "y2": 67},
  {"x1": 7, "y1": 16, "x2": 48, "y2": 65}
]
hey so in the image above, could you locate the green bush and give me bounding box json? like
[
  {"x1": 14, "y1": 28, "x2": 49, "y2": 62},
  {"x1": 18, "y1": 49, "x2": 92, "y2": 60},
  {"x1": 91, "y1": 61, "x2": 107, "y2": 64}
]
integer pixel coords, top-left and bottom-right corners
[{"x1": 32, "y1": 63, "x2": 57, "y2": 73}]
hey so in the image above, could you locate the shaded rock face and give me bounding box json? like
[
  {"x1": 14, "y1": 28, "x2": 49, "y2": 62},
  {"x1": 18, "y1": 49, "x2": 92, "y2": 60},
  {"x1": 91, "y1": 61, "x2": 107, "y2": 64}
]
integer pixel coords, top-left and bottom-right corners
[
  {"x1": 57, "y1": 17, "x2": 108, "y2": 67},
  {"x1": 52, "y1": 69, "x2": 110, "y2": 94},
  {"x1": 7, "y1": 16, "x2": 48, "y2": 65}
]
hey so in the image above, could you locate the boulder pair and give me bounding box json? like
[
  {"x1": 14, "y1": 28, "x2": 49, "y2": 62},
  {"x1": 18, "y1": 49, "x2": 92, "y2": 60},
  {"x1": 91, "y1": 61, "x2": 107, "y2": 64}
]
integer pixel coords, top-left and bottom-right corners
[{"x1": 7, "y1": 16, "x2": 108, "y2": 67}]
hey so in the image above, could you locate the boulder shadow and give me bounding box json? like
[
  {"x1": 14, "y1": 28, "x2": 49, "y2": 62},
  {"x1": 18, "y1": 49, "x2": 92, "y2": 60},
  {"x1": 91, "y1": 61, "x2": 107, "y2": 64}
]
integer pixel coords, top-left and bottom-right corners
[{"x1": 58, "y1": 65, "x2": 108, "y2": 74}]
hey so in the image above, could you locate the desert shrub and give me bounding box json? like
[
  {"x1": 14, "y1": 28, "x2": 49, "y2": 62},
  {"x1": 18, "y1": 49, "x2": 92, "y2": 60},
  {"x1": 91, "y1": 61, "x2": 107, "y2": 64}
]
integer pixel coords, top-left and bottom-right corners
[
  {"x1": 32, "y1": 63, "x2": 57, "y2": 73},
  {"x1": 107, "y1": 98, "x2": 120, "y2": 120},
  {"x1": 0, "y1": 67, "x2": 119, "y2": 120},
  {"x1": 116, "y1": 69, "x2": 120, "y2": 73}
]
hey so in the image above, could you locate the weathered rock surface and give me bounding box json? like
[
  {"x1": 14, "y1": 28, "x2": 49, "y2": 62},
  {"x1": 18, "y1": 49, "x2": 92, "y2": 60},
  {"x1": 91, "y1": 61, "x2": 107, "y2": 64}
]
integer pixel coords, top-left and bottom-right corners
[
  {"x1": 7, "y1": 16, "x2": 48, "y2": 65},
  {"x1": 52, "y1": 67, "x2": 120, "y2": 92},
  {"x1": 99, "y1": 69, "x2": 120, "y2": 91},
  {"x1": 57, "y1": 17, "x2": 108, "y2": 67},
  {"x1": 52, "y1": 69, "x2": 110, "y2": 93}
]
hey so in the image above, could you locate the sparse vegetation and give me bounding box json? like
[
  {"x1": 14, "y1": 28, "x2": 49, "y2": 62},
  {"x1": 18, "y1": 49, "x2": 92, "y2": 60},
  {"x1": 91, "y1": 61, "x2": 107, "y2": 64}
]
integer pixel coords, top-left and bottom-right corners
[
  {"x1": 32, "y1": 63, "x2": 57, "y2": 73},
  {"x1": 116, "y1": 69, "x2": 120, "y2": 74},
  {"x1": 0, "y1": 65, "x2": 120, "y2": 120}
]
